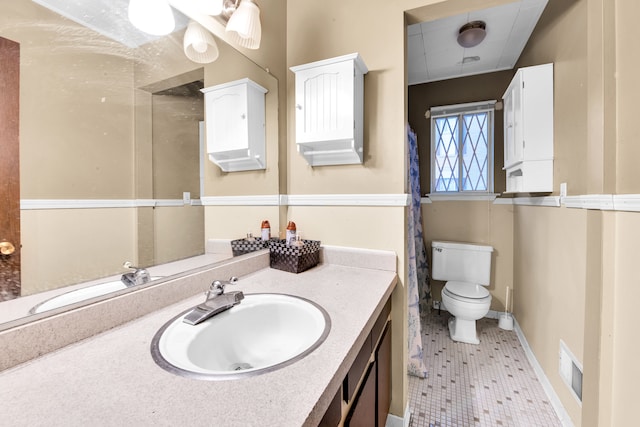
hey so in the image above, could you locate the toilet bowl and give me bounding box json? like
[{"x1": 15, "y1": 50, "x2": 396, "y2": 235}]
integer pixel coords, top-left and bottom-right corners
[{"x1": 441, "y1": 281, "x2": 491, "y2": 344}]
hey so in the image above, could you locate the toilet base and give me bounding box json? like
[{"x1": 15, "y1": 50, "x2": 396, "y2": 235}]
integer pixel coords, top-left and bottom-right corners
[{"x1": 448, "y1": 316, "x2": 480, "y2": 345}]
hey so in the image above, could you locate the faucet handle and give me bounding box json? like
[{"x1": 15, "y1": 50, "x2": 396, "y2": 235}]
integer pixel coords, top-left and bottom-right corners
[
  {"x1": 123, "y1": 261, "x2": 139, "y2": 270},
  {"x1": 209, "y1": 277, "x2": 239, "y2": 296}
]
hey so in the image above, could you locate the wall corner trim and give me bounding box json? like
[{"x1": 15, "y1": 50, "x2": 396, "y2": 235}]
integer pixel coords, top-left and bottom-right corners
[
  {"x1": 563, "y1": 195, "x2": 614, "y2": 210},
  {"x1": 512, "y1": 196, "x2": 561, "y2": 207},
  {"x1": 200, "y1": 195, "x2": 280, "y2": 206},
  {"x1": 284, "y1": 194, "x2": 410, "y2": 206}
]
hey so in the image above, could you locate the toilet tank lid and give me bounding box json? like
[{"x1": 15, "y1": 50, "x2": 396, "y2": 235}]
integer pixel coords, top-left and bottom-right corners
[{"x1": 432, "y1": 240, "x2": 493, "y2": 252}]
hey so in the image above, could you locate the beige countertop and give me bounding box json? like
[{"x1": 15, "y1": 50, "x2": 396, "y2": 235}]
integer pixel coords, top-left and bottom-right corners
[{"x1": 0, "y1": 250, "x2": 396, "y2": 426}]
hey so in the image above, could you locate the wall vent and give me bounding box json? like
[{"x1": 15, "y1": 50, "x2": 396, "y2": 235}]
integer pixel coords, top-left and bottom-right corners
[{"x1": 559, "y1": 340, "x2": 583, "y2": 403}]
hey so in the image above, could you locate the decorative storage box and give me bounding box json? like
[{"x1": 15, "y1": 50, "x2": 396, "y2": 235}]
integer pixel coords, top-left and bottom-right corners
[
  {"x1": 268, "y1": 239, "x2": 321, "y2": 273},
  {"x1": 231, "y1": 238, "x2": 269, "y2": 256}
]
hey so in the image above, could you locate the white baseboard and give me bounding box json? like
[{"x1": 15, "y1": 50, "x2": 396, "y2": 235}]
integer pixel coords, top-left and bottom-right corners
[
  {"x1": 386, "y1": 403, "x2": 410, "y2": 427},
  {"x1": 512, "y1": 317, "x2": 574, "y2": 427}
]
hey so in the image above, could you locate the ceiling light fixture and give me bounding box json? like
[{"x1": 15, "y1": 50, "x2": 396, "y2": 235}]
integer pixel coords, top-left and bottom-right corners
[
  {"x1": 457, "y1": 21, "x2": 486, "y2": 48},
  {"x1": 201, "y1": 0, "x2": 224, "y2": 16},
  {"x1": 184, "y1": 20, "x2": 220, "y2": 63},
  {"x1": 128, "y1": 0, "x2": 175, "y2": 36},
  {"x1": 225, "y1": 0, "x2": 261, "y2": 50}
]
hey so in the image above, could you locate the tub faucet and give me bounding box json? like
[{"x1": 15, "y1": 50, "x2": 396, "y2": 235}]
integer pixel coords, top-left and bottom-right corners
[
  {"x1": 121, "y1": 261, "x2": 151, "y2": 287},
  {"x1": 183, "y1": 277, "x2": 243, "y2": 325}
]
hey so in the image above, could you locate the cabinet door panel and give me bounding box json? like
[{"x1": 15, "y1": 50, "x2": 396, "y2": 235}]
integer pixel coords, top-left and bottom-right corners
[
  {"x1": 377, "y1": 323, "x2": 392, "y2": 427},
  {"x1": 345, "y1": 333, "x2": 372, "y2": 402},
  {"x1": 295, "y1": 60, "x2": 354, "y2": 143},
  {"x1": 206, "y1": 88, "x2": 248, "y2": 153},
  {"x1": 346, "y1": 362, "x2": 376, "y2": 427}
]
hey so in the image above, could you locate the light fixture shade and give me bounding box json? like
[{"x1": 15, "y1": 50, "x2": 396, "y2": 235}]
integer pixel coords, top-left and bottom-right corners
[
  {"x1": 457, "y1": 21, "x2": 487, "y2": 48},
  {"x1": 201, "y1": 0, "x2": 224, "y2": 16},
  {"x1": 128, "y1": 0, "x2": 175, "y2": 36},
  {"x1": 184, "y1": 20, "x2": 219, "y2": 63},
  {"x1": 226, "y1": 0, "x2": 261, "y2": 49}
]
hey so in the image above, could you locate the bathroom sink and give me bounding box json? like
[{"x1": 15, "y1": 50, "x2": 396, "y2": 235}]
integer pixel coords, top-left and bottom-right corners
[
  {"x1": 30, "y1": 277, "x2": 162, "y2": 314},
  {"x1": 151, "y1": 293, "x2": 331, "y2": 380}
]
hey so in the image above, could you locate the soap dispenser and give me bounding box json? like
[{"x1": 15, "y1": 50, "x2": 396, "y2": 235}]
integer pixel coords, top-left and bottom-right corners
[
  {"x1": 286, "y1": 221, "x2": 297, "y2": 245},
  {"x1": 261, "y1": 220, "x2": 271, "y2": 241}
]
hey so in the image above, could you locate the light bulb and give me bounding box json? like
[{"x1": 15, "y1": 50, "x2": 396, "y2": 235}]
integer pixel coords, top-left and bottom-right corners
[
  {"x1": 193, "y1": 41, "x2": 208, "y2": 53},
  {"x1": 128, "y1": 0, "x2": 175, "y2": 36}
]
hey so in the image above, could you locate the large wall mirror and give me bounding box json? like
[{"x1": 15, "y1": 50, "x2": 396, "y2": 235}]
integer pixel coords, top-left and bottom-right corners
[{"x1": 0, "y1": 0, "x2": 279, "y2": 329}]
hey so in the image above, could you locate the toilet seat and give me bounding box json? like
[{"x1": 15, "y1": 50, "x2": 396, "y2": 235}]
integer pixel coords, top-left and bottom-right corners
[{"x1": 444, "y1": 281, "x2": 490, "y2": 302}]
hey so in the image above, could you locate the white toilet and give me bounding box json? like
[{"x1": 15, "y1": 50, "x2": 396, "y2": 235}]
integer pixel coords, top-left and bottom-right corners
[{"x1": 431, "y1": 241, "x2": 493, "y2": 345}]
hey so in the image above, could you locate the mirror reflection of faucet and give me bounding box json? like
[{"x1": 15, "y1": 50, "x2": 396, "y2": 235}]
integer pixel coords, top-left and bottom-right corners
[
  {"x1": 120, "y1": 261, "x2": 152, "y2": 287},
  {"x1": 183, "y1": 277, "x2": 243, "y2": 325}
]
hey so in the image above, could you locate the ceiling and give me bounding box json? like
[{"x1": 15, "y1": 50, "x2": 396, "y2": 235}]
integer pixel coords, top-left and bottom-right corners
[
  {"x1": 407, "y1": 0, "x2": 549, "y2": 86},
  {"x1": 31, "y1": 0, "x2": 189, "y2": 48}
]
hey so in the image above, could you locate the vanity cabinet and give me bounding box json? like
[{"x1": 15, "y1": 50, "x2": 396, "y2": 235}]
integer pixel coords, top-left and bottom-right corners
[
  {"x1": 320, "y1": 299, "x2": 391, "y2": 427},
  {"x1": 290, "y1": 53, "x2": 368, "y2": 166},
  {"x1": 201, "y1": 78, "x2": 267, "y2": 172},
  {"x1": 502, "y1": 63, "x2": 554, "y2": 193}
]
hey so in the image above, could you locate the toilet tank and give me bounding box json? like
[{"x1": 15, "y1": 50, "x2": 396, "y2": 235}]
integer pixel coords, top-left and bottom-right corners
[{"x1": 431, "y1": 241, "x2": 493, "y2": 286}]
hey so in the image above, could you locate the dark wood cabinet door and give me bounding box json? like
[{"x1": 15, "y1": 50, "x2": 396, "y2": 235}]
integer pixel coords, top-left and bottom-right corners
[
  {"x1": 377, "y1": 323, "x2": 392, "y2": 426},
  {"x1": 345, "y1": 362, "x2": 376, "y2": 427}
]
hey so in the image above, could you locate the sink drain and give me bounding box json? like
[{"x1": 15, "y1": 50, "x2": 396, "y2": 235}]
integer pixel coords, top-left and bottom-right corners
[{"x1": 229, "y1": 362, "x2": 253, "y2": 371}]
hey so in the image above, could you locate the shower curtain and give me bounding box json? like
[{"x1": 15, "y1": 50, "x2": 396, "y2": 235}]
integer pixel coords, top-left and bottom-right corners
[{"x1": 407, "y1": 125, "x2": 429, "y2": 378}]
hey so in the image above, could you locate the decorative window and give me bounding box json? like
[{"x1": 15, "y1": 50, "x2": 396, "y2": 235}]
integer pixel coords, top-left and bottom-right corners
[{"x1": 430, "y1": 101, "x2": 495, "y2": 194}]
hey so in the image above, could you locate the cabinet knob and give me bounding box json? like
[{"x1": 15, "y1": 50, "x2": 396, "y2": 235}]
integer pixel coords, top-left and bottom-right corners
[
  {"x1": 240, "y1": 113, "x2": 246, "y2": 119},
  {"x1": 0, "y1": 240, "x2": 16, "y2": 255},
  {"x1": 296, "y1": 104, "x2": 302, "y2": 110}
]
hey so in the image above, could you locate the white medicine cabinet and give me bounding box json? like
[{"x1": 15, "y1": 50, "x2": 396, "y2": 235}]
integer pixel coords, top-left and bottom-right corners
[
  {"x1": 201, "y1": 78, "x2": 267, "y2": 172},
  {"x1": 290, "y1": 53, "x2": 368, "y2": 166},
  {"x1": 502, "y1": 63, "x2": 554, "y2": 193}
]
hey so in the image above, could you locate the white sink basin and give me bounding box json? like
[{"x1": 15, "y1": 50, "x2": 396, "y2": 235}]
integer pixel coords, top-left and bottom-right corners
[
  {"x1": 30, "y1": 277, "x2": 162, "y2": 314},
  {"x1": 151, "y1": 293, "x2": 331, "y2": 379}
]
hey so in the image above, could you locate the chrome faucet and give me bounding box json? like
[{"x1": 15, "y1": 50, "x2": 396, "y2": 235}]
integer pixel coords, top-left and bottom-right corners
[
  {"x1": 120, "y1": 261, "x2": 151, "y2": 287},
  {"x1": 183, "y1": 277, "x2": 243, "y2": 325}
]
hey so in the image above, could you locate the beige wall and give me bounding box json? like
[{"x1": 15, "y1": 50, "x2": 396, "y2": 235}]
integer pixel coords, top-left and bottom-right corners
[
  {"x1": 1, "y1": 2, "x2": 136, "y2": 199},
  {"x1": 20, "y1": 209, "x2": 137, "y2": 294},
  {"x1": 514, "y1": 205, "x2": 587, "y2": 424},
  {"x1": 205, "y1": 206, "x2": 280, "y2": 241},
  {"x1": 615, "y1": 0, "x2": 640, "y2": 193},
  {"x1": 154, "y1": 205, "x2": 204, "y2": 264},
  {"x1": 152, "y1": 93, "x2": 203, "y2": 199}
]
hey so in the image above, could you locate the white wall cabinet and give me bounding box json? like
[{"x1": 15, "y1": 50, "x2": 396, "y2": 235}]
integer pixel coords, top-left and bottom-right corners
[
  {"x1": 290, "y1": 53, "x2": 368, "y2": 166},
  {"x1": 201, "y1": 78, "x2": 267, "y2": 172},
  {"x1": 502, "y1": 63, "x2": 554, "y2": 193}
]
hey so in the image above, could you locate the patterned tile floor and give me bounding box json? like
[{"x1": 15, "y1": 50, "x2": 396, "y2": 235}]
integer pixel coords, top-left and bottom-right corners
[{"x1": 408, "y1": 311, "x2": 563, "y2": 427}]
